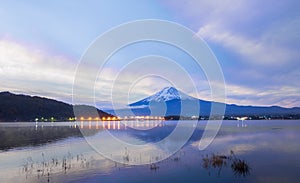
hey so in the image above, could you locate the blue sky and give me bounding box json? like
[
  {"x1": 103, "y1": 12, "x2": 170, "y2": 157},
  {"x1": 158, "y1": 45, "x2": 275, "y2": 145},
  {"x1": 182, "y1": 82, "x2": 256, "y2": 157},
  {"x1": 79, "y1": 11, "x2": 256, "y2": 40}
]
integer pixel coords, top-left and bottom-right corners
[{"x1": 0, "y1": 0, "x2": 299, "y2": 108}]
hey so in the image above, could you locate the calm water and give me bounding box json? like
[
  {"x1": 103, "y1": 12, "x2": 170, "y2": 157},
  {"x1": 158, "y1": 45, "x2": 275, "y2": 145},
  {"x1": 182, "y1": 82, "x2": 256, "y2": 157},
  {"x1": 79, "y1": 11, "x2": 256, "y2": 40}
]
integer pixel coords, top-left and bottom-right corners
[{"x1": 0, "y1": 120, "x2": 299, "y2": 183}]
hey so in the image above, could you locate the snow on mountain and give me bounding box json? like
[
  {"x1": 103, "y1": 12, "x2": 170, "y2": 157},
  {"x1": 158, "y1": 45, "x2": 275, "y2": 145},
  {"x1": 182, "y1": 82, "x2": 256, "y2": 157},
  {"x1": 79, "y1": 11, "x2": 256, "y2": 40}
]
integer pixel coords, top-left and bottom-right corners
[
  {"x1": 146, "y1": 87, "x2": 194, "y2": 102},
  {"x1": 129, "y1": 87, "x2": 195, "y2": 106}
]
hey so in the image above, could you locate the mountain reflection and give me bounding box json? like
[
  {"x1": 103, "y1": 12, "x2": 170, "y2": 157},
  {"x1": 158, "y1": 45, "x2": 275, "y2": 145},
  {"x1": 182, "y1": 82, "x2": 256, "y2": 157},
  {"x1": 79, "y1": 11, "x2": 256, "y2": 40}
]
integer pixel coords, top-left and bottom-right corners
[
  {"x1": 0, "y1": 125, "x2": 83, "y2": 151},
  {"x1": 0, "y1": 120, "x2": 168, "y2": 151}
]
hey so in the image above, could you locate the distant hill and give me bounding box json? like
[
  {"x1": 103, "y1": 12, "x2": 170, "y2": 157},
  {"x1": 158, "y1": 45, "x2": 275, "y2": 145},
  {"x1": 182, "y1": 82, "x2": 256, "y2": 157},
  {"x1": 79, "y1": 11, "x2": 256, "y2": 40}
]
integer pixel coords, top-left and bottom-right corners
[
  {"x1": 0, "y1": 92, "x2": 113, "y2": 122},
  {"x1": 108, "y1": 87, "x2": 300, "y2": 118}
]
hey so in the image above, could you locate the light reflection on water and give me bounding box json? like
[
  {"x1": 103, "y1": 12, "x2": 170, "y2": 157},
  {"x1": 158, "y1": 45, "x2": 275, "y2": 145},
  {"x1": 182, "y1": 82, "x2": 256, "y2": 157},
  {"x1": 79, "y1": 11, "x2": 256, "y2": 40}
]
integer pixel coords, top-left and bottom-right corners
[{"x1": 0, "y1": 120, "x2": 299, "y2": 183}]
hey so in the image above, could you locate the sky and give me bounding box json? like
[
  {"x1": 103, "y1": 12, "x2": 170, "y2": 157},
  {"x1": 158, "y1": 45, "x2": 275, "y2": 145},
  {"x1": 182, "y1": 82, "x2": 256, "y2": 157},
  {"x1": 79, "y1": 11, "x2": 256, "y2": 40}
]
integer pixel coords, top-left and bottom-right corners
[{"x1": 0, "y1": 0, "x2": 299, "y2": 109}]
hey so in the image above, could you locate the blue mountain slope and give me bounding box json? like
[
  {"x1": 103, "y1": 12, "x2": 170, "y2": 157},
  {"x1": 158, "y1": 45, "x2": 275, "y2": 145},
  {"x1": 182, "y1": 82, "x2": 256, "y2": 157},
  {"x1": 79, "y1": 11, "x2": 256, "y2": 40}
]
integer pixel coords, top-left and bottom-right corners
[{"x1": 108, "y1": 87, "x2": 300, "y2": 117}]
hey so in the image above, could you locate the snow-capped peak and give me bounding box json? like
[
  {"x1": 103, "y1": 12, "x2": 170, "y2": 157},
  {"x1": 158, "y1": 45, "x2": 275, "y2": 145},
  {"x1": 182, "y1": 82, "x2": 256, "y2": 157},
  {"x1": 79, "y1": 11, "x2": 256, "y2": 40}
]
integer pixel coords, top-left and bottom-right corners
[{"x1": 141, "y1": 87, "x2": 194, "y2": 102}]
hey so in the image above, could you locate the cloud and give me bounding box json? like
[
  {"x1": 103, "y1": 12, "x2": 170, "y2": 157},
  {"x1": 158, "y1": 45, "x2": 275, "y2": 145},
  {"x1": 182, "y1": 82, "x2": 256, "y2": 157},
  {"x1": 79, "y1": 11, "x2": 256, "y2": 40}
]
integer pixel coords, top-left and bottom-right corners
[
  {"x1": 164, "y1": 0, "x2": 300, "y2": 65},
  {"x1": 197, "y1": 22, "x2": 298, "y2": 66},
  {"x1": 1, "y1": 1, "x2": 299, "y2": 108},
  {"x1": 163, "y1": 0, "x2": 300, "y2": 107},
  {"x1": 225, "y1": 84, "x2": 300, "y2": 107},
  {"x1": 0, "y1": 38, "x2": 208, "y2": 108},
  {"x1": 0, "y1": 38, "x2": 76, "y2": 102}
]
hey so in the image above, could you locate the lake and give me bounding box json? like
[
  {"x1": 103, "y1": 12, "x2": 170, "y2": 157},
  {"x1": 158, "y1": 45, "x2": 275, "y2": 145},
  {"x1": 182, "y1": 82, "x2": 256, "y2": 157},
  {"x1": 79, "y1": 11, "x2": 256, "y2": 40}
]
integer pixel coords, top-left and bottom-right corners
[{"x1": 0, "y1": 120, "x2": 299, "y2": 183}]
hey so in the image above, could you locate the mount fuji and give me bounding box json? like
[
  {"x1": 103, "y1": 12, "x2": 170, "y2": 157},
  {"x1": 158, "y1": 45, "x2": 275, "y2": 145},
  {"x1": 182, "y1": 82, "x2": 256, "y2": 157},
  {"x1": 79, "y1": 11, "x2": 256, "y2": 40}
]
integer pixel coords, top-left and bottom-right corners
[
  {"x1": 127, "y1": 87, "x2": 215, "y2": 117},
  {"x1": 129, "y1": 87, "x2": 195, "y2": 106},
  {"x1": 106, "y1": 87, "x2": 300, "y2": 118}
]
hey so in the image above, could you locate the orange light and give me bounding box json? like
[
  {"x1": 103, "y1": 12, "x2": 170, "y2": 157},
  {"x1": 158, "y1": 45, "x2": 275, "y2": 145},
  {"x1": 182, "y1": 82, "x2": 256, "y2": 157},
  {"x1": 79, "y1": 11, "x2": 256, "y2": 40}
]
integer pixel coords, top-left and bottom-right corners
[
  {"x1": 107, "y1": 117, "x2": 111, "y2": 120},
  {"x1": 80, "y1": 117, "x2": 84, "y2": 121},
  {"x1": 88, "y1": 117, "x2": 92, "y2": 120},
  {"x1": 102, "y1": 117, "x2": 106, "y2": 121}
]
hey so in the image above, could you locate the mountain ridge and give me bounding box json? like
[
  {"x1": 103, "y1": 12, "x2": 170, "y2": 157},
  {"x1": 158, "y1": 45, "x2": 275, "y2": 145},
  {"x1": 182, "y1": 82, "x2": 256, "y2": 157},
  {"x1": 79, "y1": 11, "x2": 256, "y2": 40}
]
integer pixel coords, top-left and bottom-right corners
[
  {"x1": 0, "y1": 91, "x2": 113, "y2": 122},
  {"x1": 111, "y1": 87, "x2": 300, "y2": 118}
]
